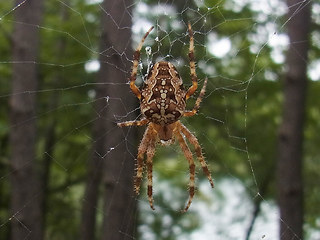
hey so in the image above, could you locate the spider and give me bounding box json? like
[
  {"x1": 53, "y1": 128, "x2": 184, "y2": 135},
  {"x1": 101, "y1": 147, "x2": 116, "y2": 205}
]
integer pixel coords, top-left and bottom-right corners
[{"x1": 118, "y1": 23, "x2": 214, "y2": 212}]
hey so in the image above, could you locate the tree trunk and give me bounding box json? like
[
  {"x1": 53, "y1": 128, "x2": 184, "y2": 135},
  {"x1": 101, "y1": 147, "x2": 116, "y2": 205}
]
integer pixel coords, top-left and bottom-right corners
[
  {"x1": 9, "y1": 0, "x2": 44, "y2": 240},
  {"x1": 277, "y1": 1, "x2": 311, "y2": 239},
  {"x1": 41, "y1": 5, "x2": 69, "y2": 232},
  {"x1": 80, "y1": 0, "x2": 137, "y2": 239},
  {"x1": 100, "y1": 0, "x2": 138, "y2": 239},
  {"x1": 79, "y1": 89, "x2": 106, "y2": 239}
]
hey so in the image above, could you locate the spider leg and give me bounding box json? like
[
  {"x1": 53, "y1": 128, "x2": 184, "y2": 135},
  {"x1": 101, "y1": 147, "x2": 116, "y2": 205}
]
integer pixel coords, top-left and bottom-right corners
[
  {"x1": 179, "y1": 122, "x2": 214, "y2": 188},
  {"x1": 117, "y1": 118, "x2": 149, "y2": 127},
  {"x1": 129, "y1": 26, "x2": 154, "y2": 100},
  {"x1": 146, "y1": 127, "x2": 157, "y2": 210},
  {"x1": 134, "y1": 124, "x2": 153, "y2": 194},
  {"x1": 186, "y1": 22, "x2": 198, "y2": 100},
  {"x1": 174, "y1": 126, "x2": 196, "y2": 213},
  {"x1": 184, "y1": 77, "x2": 208, "y2": 117}
]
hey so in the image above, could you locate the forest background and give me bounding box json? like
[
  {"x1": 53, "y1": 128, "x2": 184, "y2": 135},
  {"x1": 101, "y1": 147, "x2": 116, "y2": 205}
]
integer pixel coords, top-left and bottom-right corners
[{"x1": 0, "y1": 0, "x2": 319, "y2": 240}]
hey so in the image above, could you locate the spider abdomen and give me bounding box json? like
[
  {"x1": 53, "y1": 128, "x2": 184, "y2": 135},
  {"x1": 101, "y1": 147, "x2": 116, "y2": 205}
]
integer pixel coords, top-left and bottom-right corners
[{"x1": 141, "y1": 61, "x2": 186, "y2": 126}]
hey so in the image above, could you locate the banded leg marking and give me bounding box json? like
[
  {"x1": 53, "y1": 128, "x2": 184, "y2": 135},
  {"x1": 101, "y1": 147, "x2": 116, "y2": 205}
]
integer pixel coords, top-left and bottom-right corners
[
  {"x1": 129, "y1": 26, "x2": 154, "y2": 99},
  {"x1": 180, "y1": 123, "x2": 214, "y2": 188},
  {"x1": 186, "y1": 22, "x2": 199, "y2": 99},
  {"x1": 146, "y1": 128, "x2": 156, "y2": 210},
  {"x1": 117, "y1": 118, "x2": 149, "y2": 128},
  {"x1": 184, "y1": 77, "x2": 208, "y2": 117},
  {"x1": 175, "y1": 127, "x2": 196, "y2": 212},
  {"x1": 134, "y1": 125, "x2": 153, "y2": 194}
]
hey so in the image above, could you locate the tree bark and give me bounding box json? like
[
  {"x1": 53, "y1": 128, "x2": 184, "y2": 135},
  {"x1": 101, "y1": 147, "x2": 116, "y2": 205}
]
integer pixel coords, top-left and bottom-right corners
[
  {"x1": 40, "y1": 5, "x2": 69, "y2": 233},
  {"x1": 9, "y1": 0, "x2": 44, "y2": 240},
  {"x1": 277, "y1": 1, "x2": 311, "y2": 239},
  {"x1": 100, "y1": 0, "x2": 138, "y2": 239},
  {"x1": 80, "y1": 0, "x2": 137, "y2": 239},
  {"x1": 79, "y1": 89, "x2": 106, "y2": 239}
]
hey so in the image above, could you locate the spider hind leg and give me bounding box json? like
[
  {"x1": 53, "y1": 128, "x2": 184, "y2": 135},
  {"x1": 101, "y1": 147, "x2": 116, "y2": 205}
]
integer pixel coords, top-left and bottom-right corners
[
  {"x1": 133, "y1": 123, "x2": 152, "y2": 194},
  {"x1": 146, "y1": 133, "x2": 156, "y2": 210},
  {"x1": 180, "y1": 123, "x2": 214, "y2": 188},
  {"x1": 174, "y1": 127, "x2": 196, "y2": 212},
  {"x1": 133, "y1": 124, "x2": 157, "y2": 210}
]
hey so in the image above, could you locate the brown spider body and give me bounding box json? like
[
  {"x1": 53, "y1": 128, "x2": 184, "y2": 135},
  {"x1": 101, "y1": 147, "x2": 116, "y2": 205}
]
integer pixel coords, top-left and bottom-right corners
[
  {"x1": 118, "y1": 23, "x2": 214, "y2": 212},
  {"x1": 141, "y1": 61, "x2": 186, "y2": 127}
]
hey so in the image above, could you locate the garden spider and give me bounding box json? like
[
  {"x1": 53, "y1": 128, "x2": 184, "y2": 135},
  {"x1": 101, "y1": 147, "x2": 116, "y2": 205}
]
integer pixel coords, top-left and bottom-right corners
[{"x1": 118, "y1": 23, "x2": 214, "y2": 212}]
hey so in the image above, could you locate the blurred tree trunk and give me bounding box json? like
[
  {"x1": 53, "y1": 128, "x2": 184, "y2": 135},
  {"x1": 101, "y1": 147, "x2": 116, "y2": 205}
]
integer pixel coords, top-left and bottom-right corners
[
  {"x1": 9, "y1": 0, "x2": 44, "y2": 240},
  {"x1": 100, "y1": 0, "x2": 138, "y2": 239},
  {"x1": 277, "y1": 1, "x2": 311, "y2": 239},
  {"x1": 79, "y1": 58, "x2": 106, "y2": 239},
  {"x1": 80, "y1": 0, "x2": 138, "y2": 239},
  {"x1": 41, "y1": 5, "x2": 69, "y2": 232},
  {"x1": 79, "y1": 96, "x2": 106, "y2": 240}
]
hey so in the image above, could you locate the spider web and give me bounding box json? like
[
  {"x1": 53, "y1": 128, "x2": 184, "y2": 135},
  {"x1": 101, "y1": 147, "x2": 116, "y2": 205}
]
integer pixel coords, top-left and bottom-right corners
[{"x1": 0, "y1": 0, "x2": 319, "y2": 240}]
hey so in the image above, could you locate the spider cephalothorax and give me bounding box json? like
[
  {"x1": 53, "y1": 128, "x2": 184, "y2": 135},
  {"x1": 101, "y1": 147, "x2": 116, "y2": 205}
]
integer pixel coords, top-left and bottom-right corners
[{"x1": 118, "y1": 23, "x2": 214, "y2": 212}]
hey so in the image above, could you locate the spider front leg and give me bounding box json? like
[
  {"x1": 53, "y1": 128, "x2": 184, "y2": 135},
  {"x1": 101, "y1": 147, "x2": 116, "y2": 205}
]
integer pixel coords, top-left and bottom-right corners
[
  {"x1": 186, "y1": 22, "x2": 199, "y2": 100},
  {"x1": 129, "y1": 26, "x2": 154, "y2": 100},
  {"x1": 179, "y1": 122, "x2": 214, "y2": 188},
  {"x1": 117, "y1": 118, "x2": 149, "y2": 128},
  {"x1": 174, "y1": 127, "x2": 196, "y2": 212}
]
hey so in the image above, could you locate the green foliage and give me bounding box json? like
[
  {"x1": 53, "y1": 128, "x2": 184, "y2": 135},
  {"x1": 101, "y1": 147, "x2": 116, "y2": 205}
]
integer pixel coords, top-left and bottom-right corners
[
  {"x1": 304, "y1": 81, "x2": 320, "y2": 229},
  {"x1": 36, "y1": 1, "x2": 99, "y2": 238},
  {"x1": 0, "y1": 0, "x2": 99, "y2": 239}
]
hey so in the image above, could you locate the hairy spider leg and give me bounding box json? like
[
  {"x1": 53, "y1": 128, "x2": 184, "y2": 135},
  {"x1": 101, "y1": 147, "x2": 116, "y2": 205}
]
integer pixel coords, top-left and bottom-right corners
[
  {"x1": 117, "y1": 118, "x2": 149, "y2": 127},
  {"x1": 134, "y1": 124, "x2": 154, "y2": 194},
  {"x1": 179, "y1": 122, "x2": 214, "y2": 188},
  {"x1": 174, "y1": 125, "x2": 196, "y2": 212},
  {"x1": 184, "y1": 77, "x2": 208, "y2": 117},
  {"x1": 129, "y1": 26, "x2": 154, "y2": 100},
  {"x1": 146, "y1": 126, "x2": 157, "y2": 210},
  {"x1": 186, "y1": 22, "x2": 199, "y2": 100},
  {"x1": 117, "y1": 118, "x2": 149, "y2": 194}
]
